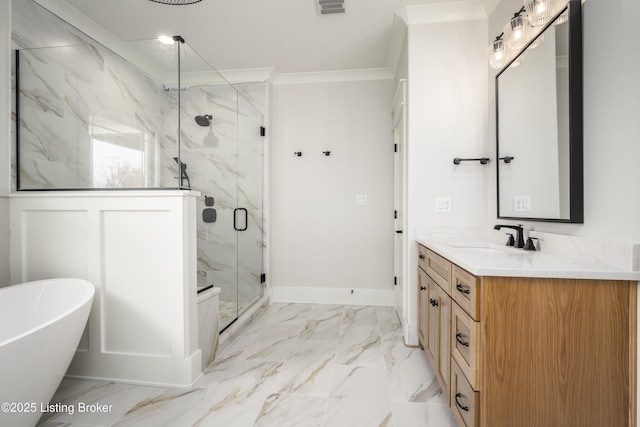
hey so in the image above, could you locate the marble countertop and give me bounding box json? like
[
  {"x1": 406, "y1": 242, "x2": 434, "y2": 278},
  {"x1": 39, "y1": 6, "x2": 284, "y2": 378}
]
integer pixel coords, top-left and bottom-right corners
[{"x1": 416, "y1": 235, "x2": 640, "y2": 281}]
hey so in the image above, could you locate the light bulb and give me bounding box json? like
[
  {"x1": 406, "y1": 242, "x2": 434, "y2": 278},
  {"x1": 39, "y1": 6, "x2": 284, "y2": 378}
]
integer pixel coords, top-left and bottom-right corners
[
  {"x1": 157, "y1": 35, "x2": 174, "y2": 45},
  {"x1": 489, "y1": 39, "x2": 508, "y2": 69},
  {"x1": 524, "y1": 0, "x2": 553, "y2": 27},
  {"x1": 504, "y1": 15, "x2": 530, "y2": 51}
]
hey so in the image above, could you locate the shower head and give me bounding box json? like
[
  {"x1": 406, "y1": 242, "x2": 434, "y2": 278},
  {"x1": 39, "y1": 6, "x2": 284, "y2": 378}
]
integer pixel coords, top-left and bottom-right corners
[{"x1": 195, "y1": 114, "x2": 212, "y2": 127}]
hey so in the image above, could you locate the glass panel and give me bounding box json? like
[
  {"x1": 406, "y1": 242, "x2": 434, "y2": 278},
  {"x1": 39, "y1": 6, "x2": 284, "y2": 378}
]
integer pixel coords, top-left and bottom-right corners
[
  {"x1": 173, "y1": 42, "x2": 242, "y2": 330},
  {"x1": 237, "y1": 95, "x2": 264, "y2": 317},
  {"x1": 16, "y1": 37, "x2": 182, "y2": 189}
]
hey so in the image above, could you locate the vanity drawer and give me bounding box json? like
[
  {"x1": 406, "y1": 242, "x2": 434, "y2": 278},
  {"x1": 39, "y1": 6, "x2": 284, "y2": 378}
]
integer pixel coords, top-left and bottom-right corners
[
  {"x1": 452, "y1": 266, "x2": 480, "y2": 320},
  {"x1": 451, "y1": 358, "x2": 480, "y2": 427},
  {"x1": 426, "y1": 249, "x2": 452, "y2": 294},
  {"x1": 451, "y1": 302, "x2": 480, "y2": 390},
  {"x1": 418, "y1": 244, "x2": 428, "y2": 272}
]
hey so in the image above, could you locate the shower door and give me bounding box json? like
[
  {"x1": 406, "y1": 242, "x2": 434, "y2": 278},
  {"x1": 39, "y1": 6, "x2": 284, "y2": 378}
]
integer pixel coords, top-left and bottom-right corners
[
  {"x1": 179, "y1": 82, "x2": 263, "y2": 332},
  {"x1": 235, "y1": 95, "x2": 265, "y2": 325}
]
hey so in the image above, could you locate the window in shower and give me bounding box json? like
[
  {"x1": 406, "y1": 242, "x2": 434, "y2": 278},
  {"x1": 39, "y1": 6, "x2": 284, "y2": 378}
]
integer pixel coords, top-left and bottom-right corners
[{"x1": 89, "y1": 115, "x2": 153, "y2": 188}]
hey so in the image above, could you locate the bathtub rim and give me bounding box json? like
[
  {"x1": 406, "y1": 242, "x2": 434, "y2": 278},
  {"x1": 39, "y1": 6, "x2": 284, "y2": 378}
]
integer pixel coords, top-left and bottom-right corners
[{"x1": 0, "y1": 278, "x2": 95, "y2": 347}]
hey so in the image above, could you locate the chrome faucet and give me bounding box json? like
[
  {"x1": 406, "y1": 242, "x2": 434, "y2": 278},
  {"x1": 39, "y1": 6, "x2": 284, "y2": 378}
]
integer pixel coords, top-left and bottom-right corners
[{"x1": 494, "y1": 224, "x2": 524, "y2": 248}]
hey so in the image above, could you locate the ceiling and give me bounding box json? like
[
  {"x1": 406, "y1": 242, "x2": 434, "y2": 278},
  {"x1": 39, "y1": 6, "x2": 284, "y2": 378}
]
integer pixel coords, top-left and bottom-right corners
[{"x1": 41, "y1": 0, "x2": 498, "y2": 75}]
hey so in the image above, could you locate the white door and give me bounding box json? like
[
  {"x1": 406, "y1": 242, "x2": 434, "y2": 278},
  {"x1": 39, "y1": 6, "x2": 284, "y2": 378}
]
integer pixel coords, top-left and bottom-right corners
[{"x1": 392, "y1": 79, "x2": 407, "y2": 324}]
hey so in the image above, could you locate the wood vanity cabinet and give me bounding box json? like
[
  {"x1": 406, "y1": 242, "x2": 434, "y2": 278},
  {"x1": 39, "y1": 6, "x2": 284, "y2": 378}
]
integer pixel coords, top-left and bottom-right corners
[
  {"x1": 418, "y1": 251, "x2": 451, "y2": 403},
  {"x1": 417, "y1": 244, "x2": 637, "y2": 427}
]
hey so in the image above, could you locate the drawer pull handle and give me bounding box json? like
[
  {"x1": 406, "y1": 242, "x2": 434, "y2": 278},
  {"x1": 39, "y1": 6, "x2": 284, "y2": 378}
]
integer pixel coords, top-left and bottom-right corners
[
  {"x1": 419, "y1": 254, "x2": 426, "y2": 260},
  {"x1": 456, "y1": 333, "x2": 470, "y2": 347},
  {"x1": 456, "y1": 283, "x2": 471, "y2": 295},
  {"x1": 429, "y1": 298, "x2": 438, "y2": 307},
  {"x1": 420, "y1": 286, "x2": 426, "y2": 291},
  {"x1": 455, "y1": 393, "x2": 469, "y2": 412}
]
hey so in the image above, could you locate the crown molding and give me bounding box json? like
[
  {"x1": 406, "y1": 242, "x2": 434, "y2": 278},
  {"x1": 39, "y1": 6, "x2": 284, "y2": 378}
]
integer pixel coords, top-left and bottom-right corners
[{"x1": 274, "y1": 68, "x2": 393, "y2": 85}]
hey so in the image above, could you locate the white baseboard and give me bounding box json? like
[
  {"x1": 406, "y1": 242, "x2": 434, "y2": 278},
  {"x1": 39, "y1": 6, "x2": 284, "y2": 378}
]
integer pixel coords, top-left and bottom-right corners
[{"x1": 271, "y1": 286, "x2": 394, "y2": 306}]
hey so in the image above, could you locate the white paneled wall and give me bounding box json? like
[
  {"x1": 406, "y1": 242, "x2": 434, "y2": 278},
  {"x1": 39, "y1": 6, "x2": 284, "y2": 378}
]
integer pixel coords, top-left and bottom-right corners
[{"x1": 10, "y1": 191, "x2": 201, "y2": 387}]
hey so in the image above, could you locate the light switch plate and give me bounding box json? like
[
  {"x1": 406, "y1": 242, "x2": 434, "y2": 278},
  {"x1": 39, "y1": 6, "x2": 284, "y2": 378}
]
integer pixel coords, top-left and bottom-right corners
[
  {"x1": 435, "y1": 197, "x2": 452, "y2": 213},
  {"x1": 514, "y1": 196, "x2": 531, "y2": 212}
]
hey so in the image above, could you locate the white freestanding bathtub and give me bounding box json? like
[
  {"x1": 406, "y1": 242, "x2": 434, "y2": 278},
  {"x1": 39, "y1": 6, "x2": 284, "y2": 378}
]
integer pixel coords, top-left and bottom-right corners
[{"x1": 0, "y1": 278, "x2": 94, "y2": 427}]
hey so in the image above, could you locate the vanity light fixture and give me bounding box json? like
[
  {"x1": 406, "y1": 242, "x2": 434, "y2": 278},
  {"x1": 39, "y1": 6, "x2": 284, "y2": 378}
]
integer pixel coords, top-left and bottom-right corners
[
  {"x1": 523, "y1": 0, "x2": 552, "y2": 26},
  {"x1": 522, "y1": 0, "x2": 568, "y2": 27},
  {"x1": 489, "y1": 1, "x2": 564, "y2": 69},
  {"x1": 503, "y1": 7, "x2": 531, "y2": 51},
  {"x1": 488, "y1": 35, "x2": 508, "y2": 70}
]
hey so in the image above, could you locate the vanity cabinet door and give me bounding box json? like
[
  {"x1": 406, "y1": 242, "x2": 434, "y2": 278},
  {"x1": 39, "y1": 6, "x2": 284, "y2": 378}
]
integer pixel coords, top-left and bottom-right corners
[
  {"x1": 437, "y1": 283, "x2": 451, "y2": 401},
  {"x1": 426, "y1": 278, "x2": 440, "y2": 371},
  {"x1": 425, "y1": 275, "x2": 451, "y2": 399},
  {"x1": 418, "y1": 267, "x2": 429, "y2": 348}
]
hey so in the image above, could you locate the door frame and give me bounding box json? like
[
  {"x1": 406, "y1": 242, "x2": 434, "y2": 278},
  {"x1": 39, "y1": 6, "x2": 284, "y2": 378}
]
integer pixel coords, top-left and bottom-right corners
[{"x1": 392, "y1": 78, "x2": 408, "y2": 339}]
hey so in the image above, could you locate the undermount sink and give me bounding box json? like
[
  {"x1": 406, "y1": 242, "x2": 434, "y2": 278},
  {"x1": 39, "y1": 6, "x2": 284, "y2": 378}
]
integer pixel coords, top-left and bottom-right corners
[{"x1": 446, "y1": 242, "x2": 507, "y2": 253}]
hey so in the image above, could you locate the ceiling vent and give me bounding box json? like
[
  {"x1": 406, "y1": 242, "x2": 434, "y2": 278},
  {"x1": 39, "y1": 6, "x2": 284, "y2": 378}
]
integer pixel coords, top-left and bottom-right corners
[
  {"x1": 317, "y1": 0, "x2": 345, "y2": 15},
  {"x1": 148, "y1": 0, "x2": 202, "y2": 5}
]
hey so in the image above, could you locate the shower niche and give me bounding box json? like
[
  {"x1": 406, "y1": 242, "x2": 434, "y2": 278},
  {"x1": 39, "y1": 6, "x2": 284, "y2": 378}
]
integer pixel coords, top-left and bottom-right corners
[{"x1": 15, "y1": 28, "x2": 265, "y2": 332}]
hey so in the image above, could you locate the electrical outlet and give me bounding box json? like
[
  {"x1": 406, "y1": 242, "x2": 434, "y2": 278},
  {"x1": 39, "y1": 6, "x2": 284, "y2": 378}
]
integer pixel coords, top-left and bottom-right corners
[
  {"x1": 356, "y1": 195, "x2": 368, "y2": 205},
  {"x1": 513, "y1": 196, "x2": 531, "y2": 212},
  {"x1": 435, "y1": 197, "x2": 452, "y2": 213}
]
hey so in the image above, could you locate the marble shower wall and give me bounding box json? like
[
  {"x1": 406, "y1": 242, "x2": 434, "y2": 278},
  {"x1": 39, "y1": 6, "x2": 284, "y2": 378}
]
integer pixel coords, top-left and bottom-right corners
[
  {"x1": 13, "y1": 0, "x2": 174, "y2": 190},
  {"x1": 17, "y1": 45, "x2": 171, "y2": 189}
]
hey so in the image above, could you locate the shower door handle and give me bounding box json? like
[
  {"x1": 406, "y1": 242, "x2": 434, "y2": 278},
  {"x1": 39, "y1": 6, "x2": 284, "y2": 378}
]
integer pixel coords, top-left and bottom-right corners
[{"x1": 233, "y1": 208, "x2": 248, "y2": 231}]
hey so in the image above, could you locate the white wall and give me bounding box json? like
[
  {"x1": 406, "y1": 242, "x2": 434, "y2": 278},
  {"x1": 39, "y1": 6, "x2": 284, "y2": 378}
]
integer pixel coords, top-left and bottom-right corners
[
  {"x1": 0, "y1": 0, "x2": 10, "y2": 287},
  {"x1": 270, "y1": 76, "x2": 395, "y2": 305},
  {"x1": 404, "y1": 17, "x2": 488, "y2": 344},
  {"x1": 488, "y1": 0, "x2": 640, "y2": 242}
]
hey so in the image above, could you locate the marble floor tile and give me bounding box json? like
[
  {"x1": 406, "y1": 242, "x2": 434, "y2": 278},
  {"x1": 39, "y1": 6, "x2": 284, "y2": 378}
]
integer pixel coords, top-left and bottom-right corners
[
  {"x1": 335, "y1": 324, "x2": 385, "y2": 367},
  {"x1": 273, "y1": 339, "x2": 336, "y2": 397},
  {"x1": 254, "y1": 393, "x2": 327, "y2": 427},
  {"x1": 191, "y1": 359, "x2": 284, "y2": 426},
  {"x1": 377, "y1": 306, "x2": 404, "y2": 345},
  {"x1": 240, "y1": 323, "x2": 301, "y2": 362},
  {"x1": 258, "y1": 303, "x2": 318, "y2": 326},
  {"x1": 326, "y1": 365, "x2": 393, "y2": 427},
  {"x1": 114, "y1": 388, "x2": 211, "y2": 427},
  {"x1": 297, "y1": 312, "x2": 343, "y2": 341},
  {"x1": 342, "y1": 306, "x2": 379, "y2": 329},
  {"x1": 43, "y1": 380, "x2": 160, "y2": 426},
  {"x1": 384, "y1": 343, "x2": 442, "y2": 403},
  {"x1": 38, "y1": 303, "x2": 457, "y2": 427},
  {"x1": 391, "y1": 401, "x2": 456, "y2": 427}
]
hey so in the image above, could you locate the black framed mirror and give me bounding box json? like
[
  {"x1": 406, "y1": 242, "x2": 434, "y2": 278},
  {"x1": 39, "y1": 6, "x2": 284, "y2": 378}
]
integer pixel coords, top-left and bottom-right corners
[{"x1": 496, "y1": 0, "x2": 583, "y2": 223}]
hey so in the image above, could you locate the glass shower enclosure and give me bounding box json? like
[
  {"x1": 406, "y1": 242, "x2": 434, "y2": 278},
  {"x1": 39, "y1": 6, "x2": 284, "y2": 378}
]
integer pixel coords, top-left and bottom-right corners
[{"x1": 15, "y1": 32, "x2": 264, "y2": 331}]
